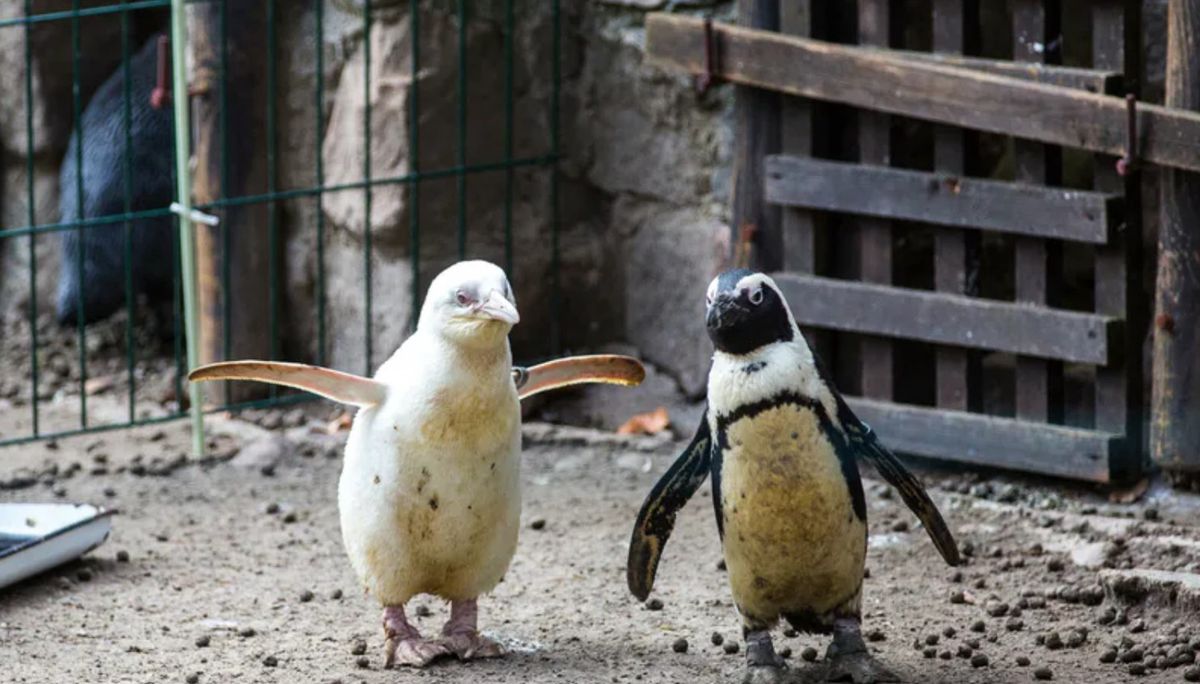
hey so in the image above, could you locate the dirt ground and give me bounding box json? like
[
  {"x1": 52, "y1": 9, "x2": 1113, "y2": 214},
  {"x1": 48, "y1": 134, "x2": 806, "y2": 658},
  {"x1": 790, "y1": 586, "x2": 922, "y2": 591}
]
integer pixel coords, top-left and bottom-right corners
[{"x1": 4, "y1": 398, "x2": 1200, "y2": 684}]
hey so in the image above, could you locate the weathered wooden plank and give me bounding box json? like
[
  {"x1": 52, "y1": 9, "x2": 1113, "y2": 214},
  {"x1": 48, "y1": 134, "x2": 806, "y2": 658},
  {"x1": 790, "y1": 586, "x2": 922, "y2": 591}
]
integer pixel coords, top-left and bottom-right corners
[
  {"x1": 764, "y1": 155, "x2": 1119, "y2": 244},
  {"x1": 772, "y1": 273, "x2": 1116, "y2": 364},
  {"x1": 854, "y1": 0, "x2": 892, "y2": 401},
  {"x1": 644, "y1": 14, "x2": 1200, "y2": 173},
  {"x1": 779, "y1": 2, "x2": 813, "y2": 274},
  {"x1": 931, "y1": 0, "x2": 979, "y2": 412},
  {"x1": 1093, "y1": 2, "x2": 1142, "y2": 483},
  {"x1": 877, "y1": 48, "x2": 1121, "y2": 94},
  {"x1": 1012, "y1": 0, "x2": 1064, "y2": 424},
  {"x1": 1151, "y1": 0, "x2": 1200, "y2": 473},
  {"x1": 732, "y1": 0, "x2": 781, "y2": 271},
  {"x1": 845, "y1": 397, "x2": 1121, "y2": 482}
]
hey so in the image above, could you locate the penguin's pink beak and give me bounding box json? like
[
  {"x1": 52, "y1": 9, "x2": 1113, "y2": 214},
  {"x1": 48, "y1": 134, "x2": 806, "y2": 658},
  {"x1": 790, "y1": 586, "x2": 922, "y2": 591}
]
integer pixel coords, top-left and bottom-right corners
[{"x1": 478, "y1": 290, "x2": 519, "y2": 325}]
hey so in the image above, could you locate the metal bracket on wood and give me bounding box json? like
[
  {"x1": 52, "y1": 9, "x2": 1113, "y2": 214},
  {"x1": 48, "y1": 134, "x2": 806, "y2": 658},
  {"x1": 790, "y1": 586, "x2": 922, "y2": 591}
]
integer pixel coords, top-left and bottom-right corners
[
  {"x1": 1117, "y1": 94, "x2": 1138, "y2": 176},
  {"x1": 694, "y1": 17, "x2": 721, "y2": 95}
]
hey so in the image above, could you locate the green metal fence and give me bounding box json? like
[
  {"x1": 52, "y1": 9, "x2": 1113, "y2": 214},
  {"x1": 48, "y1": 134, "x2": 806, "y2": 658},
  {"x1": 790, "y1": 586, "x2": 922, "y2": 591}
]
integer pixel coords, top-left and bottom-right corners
[{"x1": 0, "y1": 0, "x2": 561, "y2": 448}]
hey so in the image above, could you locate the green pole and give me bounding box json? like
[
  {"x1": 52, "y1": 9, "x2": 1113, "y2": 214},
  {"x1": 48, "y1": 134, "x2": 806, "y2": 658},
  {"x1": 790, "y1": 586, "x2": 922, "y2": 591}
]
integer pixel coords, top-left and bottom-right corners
[{"x1": 170, "y1": 0, "x2": 205, "y2": 458}]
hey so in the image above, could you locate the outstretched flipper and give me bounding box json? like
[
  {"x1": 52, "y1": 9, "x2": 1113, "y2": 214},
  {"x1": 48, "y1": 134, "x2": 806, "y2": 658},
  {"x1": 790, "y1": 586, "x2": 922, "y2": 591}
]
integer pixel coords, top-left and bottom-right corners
[
  {"x1": 833, "y1": 396, "x2": 961, "y2": 566},
  {"x1": 627, "y1": 415, "x2": 712, "y2": 601},
  {"x1": 515, "y1": 354, "x2": 645, "y2": 400},
  {"x1": 188, "y1": 361, "x2": 388, "y2": 408}
]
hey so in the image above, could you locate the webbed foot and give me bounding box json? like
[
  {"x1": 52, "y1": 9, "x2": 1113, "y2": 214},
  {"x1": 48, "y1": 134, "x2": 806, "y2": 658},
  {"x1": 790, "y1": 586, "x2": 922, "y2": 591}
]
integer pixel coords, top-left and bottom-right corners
[
  {"x1": 742, "y1": 629, "x2": 788, "y2": 684},
  {"x1": 824, "y1": 617, "x2": 897, "y2": 683},
  {"x1": 439, "y1": 598, "x2": 506, "y2": 660},
  {"x1": 382, "y1": 604, "x2": 451, "y2": 668}
]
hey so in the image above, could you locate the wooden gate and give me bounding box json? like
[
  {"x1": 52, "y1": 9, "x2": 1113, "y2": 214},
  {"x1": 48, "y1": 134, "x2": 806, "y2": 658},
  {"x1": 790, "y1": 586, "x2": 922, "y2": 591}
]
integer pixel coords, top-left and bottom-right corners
[{"x1": 645, "y1": 2, "x2": 1166, "y2": 483}]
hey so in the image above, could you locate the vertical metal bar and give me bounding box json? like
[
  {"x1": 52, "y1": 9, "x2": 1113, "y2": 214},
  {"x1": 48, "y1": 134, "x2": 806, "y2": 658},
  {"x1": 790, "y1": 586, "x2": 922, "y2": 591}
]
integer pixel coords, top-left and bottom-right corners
[
  {"x1": 23, "y1": 0, "x2": 40, "y2": 437},
  {"x1": 549, "y1": 0, "x2": 561, "y2": 353},
  {"x1": 1012, "y1": 0, "x2": 1064, "y2": 423},
  {"x1": 314, "y1": 0, "x2": 327, "y2": 366},
  {"x1": 171, "y1": 0, "x2": 207, "y2": 456},
  {"x1": 502, "y1": 0, "x2": 514, "y2": 276},
  {"x1": 409, "y1": 1, "x2": 420, "y2": 332},
  {"x1": 456, "y1": 0, "x2": 467, "y2": 260},
  {"x1": 855, "y1": 0, "x2": 893, "y2": 400},
  {"x1": 121, "y1": 0, "x2": 136, "y2": 423},
  {"x1": 932, "y1": 0, "x2": 981, "y2": 412},
  {"x1": 267, "y1": 0, "x2": 279, "y2": 391},
  {"x1": 70, "y1": 0, "x2": 89, "y2": 428},
  {"x1": 363, "y1": 0, "x2": 374, "y2": 373}
]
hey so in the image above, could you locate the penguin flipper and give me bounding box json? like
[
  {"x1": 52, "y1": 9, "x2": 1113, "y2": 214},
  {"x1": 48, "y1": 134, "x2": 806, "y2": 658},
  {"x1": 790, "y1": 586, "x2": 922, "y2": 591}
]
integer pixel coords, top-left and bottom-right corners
[
  {"x1": 188, "y1": 360, "x2": 387, "y2": 408},
  {"x1": 627, "y1": 415, "x2": 712, "y2": 601},
  {"x1": 838, "y1": 401, "x2": 962, "y2": 566},
  {"x1": 515, "y1": 354, "x2": 646, "y2": 400}
]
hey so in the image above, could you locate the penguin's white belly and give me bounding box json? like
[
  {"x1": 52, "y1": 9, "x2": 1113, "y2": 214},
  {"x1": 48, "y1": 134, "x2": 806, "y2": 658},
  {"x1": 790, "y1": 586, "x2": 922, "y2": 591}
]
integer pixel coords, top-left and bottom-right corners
[
  {"x1": 338, "y1": 389, "x2": 521, "y2": 605},
  {"x1": 718, "y1": 403, "x2": 866, "y2": 624}
]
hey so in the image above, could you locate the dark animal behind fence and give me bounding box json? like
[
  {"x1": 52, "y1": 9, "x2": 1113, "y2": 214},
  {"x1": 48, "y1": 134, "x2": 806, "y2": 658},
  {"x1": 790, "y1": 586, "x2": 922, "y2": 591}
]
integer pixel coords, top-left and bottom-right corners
[{"x1": 56, "y1": 33, "x2": 174, "y2": 327}]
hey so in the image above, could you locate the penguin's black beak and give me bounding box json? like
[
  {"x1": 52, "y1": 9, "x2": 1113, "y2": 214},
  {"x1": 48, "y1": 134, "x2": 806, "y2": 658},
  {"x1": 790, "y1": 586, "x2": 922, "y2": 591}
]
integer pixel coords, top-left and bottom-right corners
[{"x1": 706, "y1": 292, "x2": 747, "y2": 333}]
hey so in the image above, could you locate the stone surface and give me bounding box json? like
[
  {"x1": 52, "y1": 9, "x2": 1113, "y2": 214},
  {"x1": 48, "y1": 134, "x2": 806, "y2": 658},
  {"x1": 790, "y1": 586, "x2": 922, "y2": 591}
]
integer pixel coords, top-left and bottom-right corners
[{"x1": 1100, "y1": 569, "x2": 1200, "y2": 615}]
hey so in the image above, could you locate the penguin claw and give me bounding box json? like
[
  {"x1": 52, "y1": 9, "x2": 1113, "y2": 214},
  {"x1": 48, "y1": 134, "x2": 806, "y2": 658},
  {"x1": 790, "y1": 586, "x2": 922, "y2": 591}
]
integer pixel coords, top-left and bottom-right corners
[
  {"x1": 439, "y1": 631, "x2": 506, "y2": 660},
  {"x1": 742, "y1": 664, "x2": 789, "y2": 684},
  {"x1": 384, "y1": 636, "x2": 452, "y2": 668},
  {"x1": 824, "y1": 652, "x2": 899, "y2": 684}
]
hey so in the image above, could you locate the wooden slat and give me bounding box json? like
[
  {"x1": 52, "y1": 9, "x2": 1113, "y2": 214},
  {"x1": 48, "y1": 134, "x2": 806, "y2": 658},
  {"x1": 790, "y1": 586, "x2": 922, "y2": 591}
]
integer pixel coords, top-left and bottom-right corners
[
  {"x1": 772, "y1": 273, "x2": 1116, "y2": 364},
  {"x1": 1012, "y1": 0, "x2": 1064, "y2": 424},
  {"x1": 732, "y1": 0, "x2": 781, "y2": 271},
  {"x1": 779, "y1": 2, "x2": 813, "y2": 273},
  {"x1": 764, "y1": 155, "x2": 1119, "y2": 244},
  {"x1": 855, "y1": 0, "x2": 892, "y2": 401},
  {"x1": 881, "y1": 48, "x2": 1122, "y2": 94},
  {"x1": 845, "y1": 397, "x2": 1121, "y2": 482},
  {"x1": 931, "y1": 0, "x2": 979, "y2": 412},
  {"x1": 644, "y1": 14, "x2": 1200, "y2": 173}
]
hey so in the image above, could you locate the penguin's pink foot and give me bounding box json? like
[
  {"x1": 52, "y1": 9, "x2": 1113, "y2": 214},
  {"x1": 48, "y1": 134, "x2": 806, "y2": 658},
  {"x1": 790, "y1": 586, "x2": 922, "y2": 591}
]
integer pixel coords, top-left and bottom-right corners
[
  {"x1": 439, "y1": 599, "x2": 506, "y2": 660},
  {"x1": 382, "y1": 605, "x2": 451, "y2": 668}
]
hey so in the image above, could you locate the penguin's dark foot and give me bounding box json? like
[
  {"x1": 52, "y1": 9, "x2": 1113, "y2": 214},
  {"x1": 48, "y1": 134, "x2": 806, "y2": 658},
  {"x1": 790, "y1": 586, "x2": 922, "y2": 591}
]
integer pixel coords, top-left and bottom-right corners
[
  {"x1": 824, "y1": 651, "x2": 897, "y2": 684},
  {"x1": 741, "y1": 629, "x2": 787, "y2": 683},
  {"x1": 439, "y1": 598, "x2": 506, "y2": 661},
  {"x1": 824, "y1": 618, "x2": 898, "y2": 684},
  {"x1": 742, "y1": 664, "x2": 788, "y2": 684},
  {"x1": 382, "y1": 604, "x2": 452, "y2": 668}
]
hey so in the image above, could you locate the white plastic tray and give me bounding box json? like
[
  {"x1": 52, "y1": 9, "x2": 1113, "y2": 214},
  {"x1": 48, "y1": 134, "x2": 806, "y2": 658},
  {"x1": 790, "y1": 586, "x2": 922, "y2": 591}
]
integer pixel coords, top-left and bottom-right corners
[{"x1": 0, "y1": 503, "x2": 115, "y2": 591}]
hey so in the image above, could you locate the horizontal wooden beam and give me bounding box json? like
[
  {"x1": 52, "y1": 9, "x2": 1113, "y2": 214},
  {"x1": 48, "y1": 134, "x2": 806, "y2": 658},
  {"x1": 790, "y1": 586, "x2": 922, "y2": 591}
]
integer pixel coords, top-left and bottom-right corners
[
  {"x1": 883, "y1": 48, "x2": 1122, "y2": 94},
  {"x1": 846, "y1": 397, "x2": 1123, "y2": 482},
  {"x1": 772, "y1": 273, "x2": 1117, "y2": 364},
  {"x1": 645, "y1": 14, "x2": 1200, "y2": 173},
  {"x1": 764, "y1": 155, "x2": 1120, "y2": 244}
]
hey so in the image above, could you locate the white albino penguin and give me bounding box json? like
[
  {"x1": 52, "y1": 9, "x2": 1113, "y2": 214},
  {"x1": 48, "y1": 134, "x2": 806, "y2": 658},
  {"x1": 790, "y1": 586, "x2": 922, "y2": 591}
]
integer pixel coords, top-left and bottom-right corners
[{"x1": 189, "y1": 260, "x2": 644, "y2": 667}]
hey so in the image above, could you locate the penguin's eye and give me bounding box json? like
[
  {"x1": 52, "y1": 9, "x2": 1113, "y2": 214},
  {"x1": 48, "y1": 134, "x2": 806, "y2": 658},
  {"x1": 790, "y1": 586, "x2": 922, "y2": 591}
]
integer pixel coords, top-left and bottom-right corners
[
  {"x1": 748, "y1": 287, "x2": 764, "y2": 306},
  {"x1": 455, "y1": 290, "x2": 472, "y2": 306}
]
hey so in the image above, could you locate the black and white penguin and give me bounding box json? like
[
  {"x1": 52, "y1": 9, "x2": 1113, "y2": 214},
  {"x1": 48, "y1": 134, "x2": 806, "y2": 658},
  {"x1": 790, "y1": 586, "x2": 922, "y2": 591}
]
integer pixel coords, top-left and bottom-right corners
[{"x1": 627, "y1": 268, "x2": 960, "y2": 684}]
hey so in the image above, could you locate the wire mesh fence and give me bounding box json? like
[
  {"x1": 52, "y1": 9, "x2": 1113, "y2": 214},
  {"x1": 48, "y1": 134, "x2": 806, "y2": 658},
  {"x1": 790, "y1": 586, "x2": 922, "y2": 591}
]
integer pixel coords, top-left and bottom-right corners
[{"x1": 0, "y1": 0, "x2": 561, "y2": 448}]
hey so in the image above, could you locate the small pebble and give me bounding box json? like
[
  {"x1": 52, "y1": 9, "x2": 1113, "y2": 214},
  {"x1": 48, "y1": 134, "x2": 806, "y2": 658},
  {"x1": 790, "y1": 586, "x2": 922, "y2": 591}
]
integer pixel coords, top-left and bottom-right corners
[
  {"x1": 891, "y1": 520, "x2": 909, "y2": 532},
  {"x1": 299, "y1": 590, "x2": 314, "y2": 603},
  {"x1": 103, "y1": 487, "x2": 116, "y2": 498},
  {"x1": 866, "y1": 629, "x2": 885, "y2": 642},
  {"x1": 1100, "y1": 648, "x2": 1117, "y2": 663},
  {"x1": 265, "y1": 502, "x2": 280, "y2": 515},
  {"x1": 724, "y1": 642, "x2": 740, "y2": 655},
  {"x1": 1128, "y1": 663, "x2": 1146, "y2": 676},
  {"x1": 986, "y1": 601, "x2": 1009, "y2": 617},
  {"x1": 783, "y1": 628, "x2": 798, "y2": 638},
  {"x1": 970, "y1": 654, "x2": 989, "y2": 668},
  {"x1": 1130, "y1": 619, "x2": 1147, "y2": 633},
  {"x1": 1184, "y1": 666, "x2": 1200, "y2": 682},
  {"x1": 55, "y1": 577, "x2": 72, "y2": 590},
  {"x1": 185, "y1": 674, "x2": 200, "y2": 684},
  {"x1": 76, "y1": 568, "x2": 93, "y2": 582},
  {"x1": 1033, "y1": 665, "x2": 1053, "y2": 680},
  {"x1": 716, "y1": 559, "x2": 727, "y2": 572},
  {"x1": 282, "y1": 511, "x2": 298, "y2": 524},
  {"x1": 116, "y1": 550, "x2": 130, "y2": 563},
  {"x1": 1120, "y1": 648, "x2": 1144, "y2": 663},
  {"x1": 1143, "y1": 508, "x2": 1159, "y2": 521},
  {"x1": 1006, "y1": 617, "x2": 1024, "y2": 631},
  {"x1": 645, "y1": 598, "x2": 664, "y2": 611},
  {"x1": 1044, "y1": 632, "x2": 1063, "y2": 650},
  {"x1": 330, "y1": 589, "x2": 343, "y2": 600},
  {"x1": 949, "y1": 591, "x2": 967, "y2": 605},
  {"x1": 710, "y1": 632, "x2": 724, "y2": 646},
  {"x1": 939, "y1": 650, "x2": 952, "y2": 660},
  {"x1": 195, "y1": 635, "x2": 210, "y2": 648},
  {"x1": 778, "y1": 646, "x2": 792, "y2": 659},
  {"x1": 260, "y1": 464, "x2": 276, "y2": 477},
  {"x1": 942, "y1": 626, "x2": 957, "y2": 638},
  {"x1": 351, "y1": 641, "x2": 367, "y2": 655},
  {"x1": 672, "y1": 638, "x2": 688, "y2": 654},
  {"x1": 922, "y1": 647, "x2": 936, "y2": 659},
  {"x1": 530, "y1": 518, "x2": 547, "y2": 531},
  {"x1": 957, "y1": 644, "x2": 973, "y2": 659},
  {"x1": 262, "y1": 655, "x2": 278, "y2": 667},
  {"x1": 801, "y1": 646, "x2": 817, "y2": 662},
  {"x1": 971, "y1": 620, "x2": 986, "y2": 633},
  {"x1": 1047, "y1": 558, "x2": 1065, "y2": 572},
  {"x1": 239, "y1": 627, "x2": 256, "y2": 638},
  {"x1": 924, "y1": 634, "x2": 939, "y2": 646},
  {"x1": 1016, "y1": 656, "x2": 1031, "y2": 666},
  {"x1": 356, "y1": 656, "x2": 370, "y2": 669}
]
